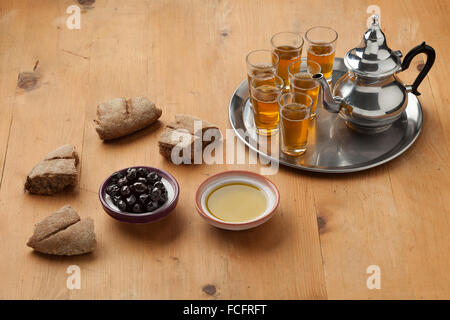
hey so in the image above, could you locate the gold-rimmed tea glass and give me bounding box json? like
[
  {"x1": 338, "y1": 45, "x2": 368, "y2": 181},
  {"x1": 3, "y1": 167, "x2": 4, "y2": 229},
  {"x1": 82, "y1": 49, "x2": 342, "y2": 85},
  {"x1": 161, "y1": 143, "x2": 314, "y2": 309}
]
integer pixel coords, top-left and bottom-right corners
[
  {"x1": 288, "y1": 58, "x2": 321, "y2": 118},
  {"x1": 250, "y1": 75, "x2": 284, "y2": 136},
  {"x1": 278, "y1": 92, "x2": 313, "y2": 156},
  {"x1": 305, "y1": 26, "x2": 338, "y2": 81},
  {"x1": 246, "y1": 49, "x2": 279, "y2": 97},
  {"x1": 270, "y1": 32, "x2": 304, "y2": 90}
]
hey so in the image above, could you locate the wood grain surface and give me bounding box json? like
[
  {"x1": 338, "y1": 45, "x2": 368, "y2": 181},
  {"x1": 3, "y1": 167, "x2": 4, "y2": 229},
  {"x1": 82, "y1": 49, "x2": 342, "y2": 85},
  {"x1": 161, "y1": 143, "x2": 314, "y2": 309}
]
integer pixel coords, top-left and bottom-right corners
[{"x1": 0, "y1": 0, "x2": 448, "y2": 299}]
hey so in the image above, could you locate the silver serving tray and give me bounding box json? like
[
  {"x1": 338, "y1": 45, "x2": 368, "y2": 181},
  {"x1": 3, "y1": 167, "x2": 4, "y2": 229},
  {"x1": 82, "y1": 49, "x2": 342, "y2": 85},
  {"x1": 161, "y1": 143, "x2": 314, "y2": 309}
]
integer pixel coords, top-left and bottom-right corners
[{"x1": 229, "y1": 58, "x2": 423, "y2": 173}]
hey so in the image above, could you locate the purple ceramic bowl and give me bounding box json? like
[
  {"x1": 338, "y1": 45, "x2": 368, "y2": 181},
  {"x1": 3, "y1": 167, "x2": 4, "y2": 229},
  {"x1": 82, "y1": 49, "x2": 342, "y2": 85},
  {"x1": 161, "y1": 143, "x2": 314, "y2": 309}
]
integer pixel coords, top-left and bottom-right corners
[{"x1": 99, "y1": 166, "x2": 179, "y2": 223}]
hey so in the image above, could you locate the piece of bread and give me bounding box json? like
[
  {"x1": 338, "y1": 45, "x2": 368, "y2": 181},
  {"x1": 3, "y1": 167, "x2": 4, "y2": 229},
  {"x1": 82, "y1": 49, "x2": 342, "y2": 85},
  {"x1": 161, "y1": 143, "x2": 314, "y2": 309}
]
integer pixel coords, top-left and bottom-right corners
[
  {"x1": 27, "y1": 205, "x2": 96, "y2": 256},
  {"x1": 167, "y1": 114, "x2": 218, "y2": 135},
  {"x1": 25, "y1": 144, "x2": 79, "y2": 195},
  {"x1": 94, "y1": 97, "x2": 162, "y2": 140},
  {"x1": 44, "y1": 144, "x2": 79, "y2": 165},
  {"x1": 158, "y1": 114, "x2": 221, "y2": 163},
  {"x1": 158, "y1": 127, "x2": 200, "y2": 162}
]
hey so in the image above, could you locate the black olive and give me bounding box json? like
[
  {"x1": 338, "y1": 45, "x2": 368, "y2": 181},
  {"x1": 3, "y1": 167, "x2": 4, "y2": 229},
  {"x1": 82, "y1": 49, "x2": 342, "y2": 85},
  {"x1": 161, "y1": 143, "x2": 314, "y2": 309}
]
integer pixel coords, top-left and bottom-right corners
[
  {"x1": 139, "y1": 193, "x2": 149, "y2": 204},
  {"x1": 159, "y1": 192, "x2": 168, "y2": 203},
  {"x1": 106, "y1": 184, "x2": 120, "y2": 197},
  {"x1": 147, "y1": 171, "x2": 160, "y2": 183},
  {"x1": 150, "y1": 187, "x2": 162, "y2": 201},
  {"x1": 132, "y1": 203, "x2": 142, "y2": 213},
  {"x1": 137, "y1": 168, "x2": 149, "y2": 177},
  {"x1": 105, "y1": 185, "x2": 114, "y2": 195},
  {"x1": 126, "y1": 194, "x2": 137, "y2": 206},
  {"x1": 112, "y1": 195, "x2": 122, "y2": 204},
  {"x1": 110, "y1": 171, "x2": 123, "y2": 182},
  {"x1": 126, "y1": 168, "x2": 137, "y2": 182},
  {"x1": 137, "y1": 177, "x2": 147, "y2": 184},
  {"x1": 133, "y1": 182, "x2": 147, "y2": 194},
  {"x1": 153, "y1": 181, "x2": 164, "y2": 189},
  {"x1": 146, "y1": 201, "x2": 159, "y2": 212},
  {"x1": 117, "y1": 177, "x2": 128, "y2": 187},
  {"x1": 121, "y1": 185, "x2": 131, "y2": 197},
  {"x1": 117, "y1": 200, "x2": 127, "y2": 211},
  {"x1": 152, "y1": 187, "x2": 162, "y2": 195}
]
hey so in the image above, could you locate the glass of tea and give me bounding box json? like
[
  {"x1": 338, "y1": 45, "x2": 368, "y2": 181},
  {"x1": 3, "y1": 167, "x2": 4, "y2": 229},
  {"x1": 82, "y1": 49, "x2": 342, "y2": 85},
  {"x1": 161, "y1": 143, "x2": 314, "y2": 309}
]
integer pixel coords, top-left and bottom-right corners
[
  {"x1": 246, "y1": 49, "x2": 279, "y2": 97},
  {"x1": 288, "y1": 58, "x2": 321, "y2": 118},
  {"x1": 305, "y1": 26, "x2": 338, "y2": 82},
  {"x1": 250, "y1": 75, "x2": 284, "y2": 136},
  {"x1": 270, "y1": 32, "x2": 304, "y2": 91},
  {"x1": 278, "y1": 92, "x2": 313, "y2": 156}
]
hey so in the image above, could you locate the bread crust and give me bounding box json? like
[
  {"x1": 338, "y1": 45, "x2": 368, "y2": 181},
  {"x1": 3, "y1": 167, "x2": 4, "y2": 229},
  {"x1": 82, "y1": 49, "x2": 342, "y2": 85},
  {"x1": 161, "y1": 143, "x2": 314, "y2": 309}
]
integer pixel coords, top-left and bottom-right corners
[
  {"x1": 27, "y1": 205, "x2": 80, "y2": 245},
  {"x1": 94, "y1": 97, "x2": 162, "y2": 140},
  {"x1": 167, "y1": 114, "x2": 218, "y2": 136},
  {"x1": 27, "y1": 205, "x2": 96, "y2": 256},
  {"x1": 158, "y1": 114, "x2": 221, "y2": 163},
  {"x1": 44, "y1": 144, "x2": 79, "y2": 165},
  {"x1": 25, "y1": 145, "x2": 79, "y2": 195},
  {"x1": 158, "y1": 127, "x2": 200, "y2": 161}
]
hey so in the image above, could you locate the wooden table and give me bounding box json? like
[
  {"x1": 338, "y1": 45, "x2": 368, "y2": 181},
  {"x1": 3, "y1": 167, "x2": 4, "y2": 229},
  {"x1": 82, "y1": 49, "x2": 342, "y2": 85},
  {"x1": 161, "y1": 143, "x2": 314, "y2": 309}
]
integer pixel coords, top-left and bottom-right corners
[{"x1": 0, "y1": 0, "x2": 449, "y2": 300}]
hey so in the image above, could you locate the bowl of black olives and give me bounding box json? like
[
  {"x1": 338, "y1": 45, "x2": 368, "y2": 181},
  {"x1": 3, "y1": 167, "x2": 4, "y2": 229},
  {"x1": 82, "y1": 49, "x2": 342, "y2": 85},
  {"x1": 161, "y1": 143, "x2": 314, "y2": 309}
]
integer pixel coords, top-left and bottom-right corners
[{"x1": 99, "y1": 166, "x2": 179, "y2": 223}]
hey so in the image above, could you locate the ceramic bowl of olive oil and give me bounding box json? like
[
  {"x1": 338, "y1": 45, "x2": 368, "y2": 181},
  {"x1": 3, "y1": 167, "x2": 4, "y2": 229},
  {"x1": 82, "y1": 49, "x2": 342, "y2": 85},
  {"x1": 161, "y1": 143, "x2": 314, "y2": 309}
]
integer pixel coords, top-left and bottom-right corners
[{"x1": 195, "y1": 170, "x2": 279, "y2": 230}]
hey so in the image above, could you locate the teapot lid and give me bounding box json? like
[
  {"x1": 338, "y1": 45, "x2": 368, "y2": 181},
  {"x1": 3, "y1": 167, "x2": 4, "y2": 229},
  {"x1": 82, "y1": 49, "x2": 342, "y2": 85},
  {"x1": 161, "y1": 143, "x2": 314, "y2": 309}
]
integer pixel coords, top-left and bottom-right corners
[{"x1": 344, "y1": 15, "x2": 402, "y2": 77}]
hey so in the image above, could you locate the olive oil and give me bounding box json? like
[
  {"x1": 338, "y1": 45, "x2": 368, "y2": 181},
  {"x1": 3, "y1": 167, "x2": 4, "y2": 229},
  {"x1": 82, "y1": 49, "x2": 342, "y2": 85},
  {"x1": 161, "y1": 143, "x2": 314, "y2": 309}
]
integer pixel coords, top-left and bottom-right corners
[{"x1": 206, "y1": 183, "x2": 267, "y2": 222}]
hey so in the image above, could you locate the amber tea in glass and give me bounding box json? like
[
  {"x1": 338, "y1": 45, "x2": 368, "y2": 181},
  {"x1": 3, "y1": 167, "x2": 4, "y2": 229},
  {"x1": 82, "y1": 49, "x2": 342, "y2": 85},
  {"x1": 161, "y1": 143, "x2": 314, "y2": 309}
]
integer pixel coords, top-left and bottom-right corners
[
  {"x1": 288, "y1": 58, "x2": 321, "y2": 118},
  {"x1": 246, "y1": 49, "x2": 279, "y2": 96},
  {"x1": 270, "y1": 32, "x2": 304, "y2": 90},
  {"x1": 305, "y1": 26, "x2": 338, "y2": 81},
  {"x1": 250, "y1": 75, "x2": 284, "y2": 136},
  {"x1": 278, "y1": 92, "x2": 313, "y2": 156}
]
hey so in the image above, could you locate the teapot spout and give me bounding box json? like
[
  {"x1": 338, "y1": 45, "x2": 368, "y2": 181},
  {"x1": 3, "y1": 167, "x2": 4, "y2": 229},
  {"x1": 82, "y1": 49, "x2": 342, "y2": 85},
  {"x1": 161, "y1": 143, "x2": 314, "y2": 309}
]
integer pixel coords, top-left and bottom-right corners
[{"x1": 313, "y1": 73, "x2": 342, "y2": 113}]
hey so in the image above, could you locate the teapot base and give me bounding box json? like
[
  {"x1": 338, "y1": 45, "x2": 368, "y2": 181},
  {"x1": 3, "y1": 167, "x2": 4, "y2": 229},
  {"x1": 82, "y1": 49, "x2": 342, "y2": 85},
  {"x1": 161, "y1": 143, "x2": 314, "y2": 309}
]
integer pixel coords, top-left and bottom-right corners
[{"x1": 345, "y1": 121, "x2": 392, "y2": 135}]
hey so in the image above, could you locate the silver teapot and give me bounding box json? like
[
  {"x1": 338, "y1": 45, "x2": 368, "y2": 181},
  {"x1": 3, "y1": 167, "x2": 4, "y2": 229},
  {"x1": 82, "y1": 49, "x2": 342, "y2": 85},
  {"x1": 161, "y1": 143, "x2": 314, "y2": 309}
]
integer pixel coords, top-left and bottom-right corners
[{"x1": 314, "y1": 15, "x2": 435, "y2": 134}]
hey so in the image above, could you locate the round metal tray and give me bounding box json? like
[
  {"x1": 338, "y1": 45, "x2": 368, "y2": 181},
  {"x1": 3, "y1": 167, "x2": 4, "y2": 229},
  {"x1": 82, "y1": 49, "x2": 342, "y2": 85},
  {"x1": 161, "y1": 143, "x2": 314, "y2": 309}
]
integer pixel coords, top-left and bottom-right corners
[{"x1": 229, "y1": 58, "x2": 423, "y2": 173}]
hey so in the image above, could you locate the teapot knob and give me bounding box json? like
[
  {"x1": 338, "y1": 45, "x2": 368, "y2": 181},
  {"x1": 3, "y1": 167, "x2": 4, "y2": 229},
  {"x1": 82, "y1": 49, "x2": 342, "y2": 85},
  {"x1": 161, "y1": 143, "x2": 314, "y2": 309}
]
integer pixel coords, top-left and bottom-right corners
[{"x1": 371, "y1": 14, "x2": 380, "y2": 26}]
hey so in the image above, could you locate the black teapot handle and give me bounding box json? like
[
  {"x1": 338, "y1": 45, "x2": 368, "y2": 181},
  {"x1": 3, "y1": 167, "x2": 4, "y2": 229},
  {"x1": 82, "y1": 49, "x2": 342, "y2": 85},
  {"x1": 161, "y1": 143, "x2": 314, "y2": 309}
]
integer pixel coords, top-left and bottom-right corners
[{"x1": 401, "y1": 42, "x2": 436, "y2": 96}]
